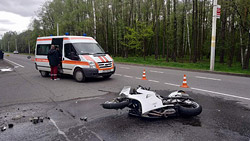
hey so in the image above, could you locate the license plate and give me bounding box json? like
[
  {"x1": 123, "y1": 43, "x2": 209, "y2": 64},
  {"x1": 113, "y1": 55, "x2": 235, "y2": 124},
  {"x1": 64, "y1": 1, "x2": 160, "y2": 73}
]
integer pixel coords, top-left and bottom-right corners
[{"x1": 99, "y1": 69, "x2": 113, "y2": 73}]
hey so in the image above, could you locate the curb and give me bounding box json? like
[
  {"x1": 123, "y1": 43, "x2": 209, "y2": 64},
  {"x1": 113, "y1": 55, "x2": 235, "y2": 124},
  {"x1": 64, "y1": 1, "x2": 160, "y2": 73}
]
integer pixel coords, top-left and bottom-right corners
[{"x1": 116, "y1": 62, "x2": 250, "y2": 78}]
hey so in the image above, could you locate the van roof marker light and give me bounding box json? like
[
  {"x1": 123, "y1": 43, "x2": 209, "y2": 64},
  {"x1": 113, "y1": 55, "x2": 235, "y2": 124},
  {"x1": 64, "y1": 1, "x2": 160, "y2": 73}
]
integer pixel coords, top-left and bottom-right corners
[
  {"x1": 65, "y1": 32, "x2": 69, "y2": 35},
  {"x1": 50, "y1": 34, "x2": 53, "y2": 36},
  {"x1": 83, "y1": 33, "x2": 87, "y2": 36}
]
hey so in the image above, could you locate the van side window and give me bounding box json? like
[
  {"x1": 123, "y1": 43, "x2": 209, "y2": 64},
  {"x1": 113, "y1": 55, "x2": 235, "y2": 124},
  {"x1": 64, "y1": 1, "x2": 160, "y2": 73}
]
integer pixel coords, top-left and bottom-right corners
[
  {"x1": 64, "y1": 43, "x2": 77, "y2": 59},
  {"x1": 37, "y1": 44, "x2": 50, "y2": 55}
]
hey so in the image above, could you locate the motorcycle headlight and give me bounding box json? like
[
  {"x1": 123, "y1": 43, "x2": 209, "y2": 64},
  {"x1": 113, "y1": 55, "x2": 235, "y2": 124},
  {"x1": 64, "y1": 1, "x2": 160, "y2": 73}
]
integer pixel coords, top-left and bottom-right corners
[{"x1": 88, "y1": 61, "x2": 96, "y2": 68}]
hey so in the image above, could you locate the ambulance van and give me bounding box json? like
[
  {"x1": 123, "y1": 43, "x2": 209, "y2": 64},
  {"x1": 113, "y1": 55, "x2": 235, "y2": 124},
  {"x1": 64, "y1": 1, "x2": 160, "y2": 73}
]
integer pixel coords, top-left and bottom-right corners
[{"x1": 35, "y1": 36, "x2": 115, "y2": 82}]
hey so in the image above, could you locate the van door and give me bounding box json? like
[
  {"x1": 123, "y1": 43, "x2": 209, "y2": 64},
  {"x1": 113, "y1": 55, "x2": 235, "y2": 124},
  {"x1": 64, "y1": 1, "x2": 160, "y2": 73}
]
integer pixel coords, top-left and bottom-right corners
[
  {"x1": 62, "y1": 43, "x2": 79, "y2": 74},
  {"x1": 52, "y1": 38, "x2": 63, "y2": 72}
]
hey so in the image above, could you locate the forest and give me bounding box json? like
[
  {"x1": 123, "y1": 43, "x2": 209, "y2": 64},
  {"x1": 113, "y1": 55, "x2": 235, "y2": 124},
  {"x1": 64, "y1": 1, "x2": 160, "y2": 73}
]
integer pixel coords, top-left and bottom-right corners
[{"x1": 0, "y1": 0, "x2": 250, "y2": 70}]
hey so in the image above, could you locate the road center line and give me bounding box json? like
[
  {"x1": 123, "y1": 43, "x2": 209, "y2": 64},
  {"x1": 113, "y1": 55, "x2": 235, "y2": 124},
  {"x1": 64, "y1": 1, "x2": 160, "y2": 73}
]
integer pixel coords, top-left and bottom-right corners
[
  {"x1": 120, "y1": 73, "x2": 250, "y2": 101},
  {"x1": 150, "y1": 70, "x2": 164, "y2": 74},
  {"x1": 195, "y1": 76, "x2": 221, "y2": 81},
  {"x1": 164, "y1": 82, "x2": 180, "y2": 87},
  {"x1": 4, "y1": 58, "x2": 24, "y2": 68},
  {"x1": 120, "y1": 67, "x2": 130, "y2": 69},
  {"x1": 148, "y1": 80, "x2": 159, "y2": 83},
  {"x1": 124, "y1": 75, "x2": 133, "y2": 78},
  {"x1": 191, "y1": 87, "x2": 250, "y2": 101}
]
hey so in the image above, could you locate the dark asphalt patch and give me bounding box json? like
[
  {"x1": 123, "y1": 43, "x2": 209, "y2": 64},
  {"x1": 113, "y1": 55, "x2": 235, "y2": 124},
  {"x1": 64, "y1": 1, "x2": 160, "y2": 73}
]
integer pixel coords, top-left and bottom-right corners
[
  {"x1": 65, "y1": 90, "x2": 250, "y2": 141},
  {"x1": 0, "y1": 90, "x2": 249, "y2": 141}
]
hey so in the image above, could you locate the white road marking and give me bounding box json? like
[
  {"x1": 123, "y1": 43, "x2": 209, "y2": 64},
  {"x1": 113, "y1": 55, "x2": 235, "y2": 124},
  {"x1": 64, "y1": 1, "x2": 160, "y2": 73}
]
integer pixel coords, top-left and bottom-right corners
[
  {"x1": 150, "y1": 70, "x2": 164, "y2": 74},
  {"x1": 195, "y1": 76, "x2": 221, "y2": 81},
  {"x1": 120, "y1": 73, "x2": 250, "y2": 101},
  {"x1": 0, "y1": 68, "x2": 13, "y2": 72},
  {"x1": 191, "y1": 87, "x2": 250, "y2": 101},
  {"x1": 114, "y1": 73, "x2": 122, "y2": 76},
  {"x1": 4, "y1": 58, "x2": 24, "y2": 68},
  {"x1": 148, "y1": 80, "x2": 159, "y2": 83},
  {"x1": 50, "y1": 119, "x2": 70, "y2": 141},
  {"x1": 164, "y1": 82, "x2": 180, "y2": 87},
  {"x1": 120, "y1": 67, "x2": 130, "y2": 69},
  {"x1": 124, "y1": 75, "x2": 133, "y2": 78}
]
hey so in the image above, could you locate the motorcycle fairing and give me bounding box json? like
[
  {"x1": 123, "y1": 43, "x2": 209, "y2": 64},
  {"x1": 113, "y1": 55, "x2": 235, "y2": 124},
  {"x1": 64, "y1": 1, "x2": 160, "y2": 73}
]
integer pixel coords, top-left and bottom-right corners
[{"x1": 119, "y1": 86, "x2": 167, "y2": 114}]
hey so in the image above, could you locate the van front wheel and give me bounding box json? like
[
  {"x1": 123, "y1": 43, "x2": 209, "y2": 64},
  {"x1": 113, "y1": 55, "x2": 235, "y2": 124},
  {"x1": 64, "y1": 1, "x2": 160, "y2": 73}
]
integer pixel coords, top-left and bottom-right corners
[
  {"x1": 74, "y1": 68, "x2": 86, "y2": 82},
  {"x1": 103, "y1": 74, "x2": 112, "y2": 79}
]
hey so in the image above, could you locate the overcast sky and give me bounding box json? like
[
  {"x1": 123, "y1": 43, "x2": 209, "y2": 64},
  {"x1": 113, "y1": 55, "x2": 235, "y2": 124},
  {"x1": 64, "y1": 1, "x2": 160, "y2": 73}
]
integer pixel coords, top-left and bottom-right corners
[{"x1": 0, "y1": 0, "x2": 47, "y2": 38}]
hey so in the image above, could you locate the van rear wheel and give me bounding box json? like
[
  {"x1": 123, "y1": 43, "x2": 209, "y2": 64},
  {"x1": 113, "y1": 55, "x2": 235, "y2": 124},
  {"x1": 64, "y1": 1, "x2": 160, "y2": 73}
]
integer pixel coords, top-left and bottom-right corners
[
  {"x1": 74, "y1": 68, "x2": 86, "y2": 82},
  {"x1": 40, "y1": 71, "x2": 49, "y2": 77}
]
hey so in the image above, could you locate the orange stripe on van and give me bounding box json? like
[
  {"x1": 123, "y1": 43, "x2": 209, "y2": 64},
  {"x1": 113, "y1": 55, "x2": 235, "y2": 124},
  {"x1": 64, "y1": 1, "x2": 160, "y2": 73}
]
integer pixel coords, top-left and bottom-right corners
[
  {"x1": 83, "y1": 55, "x2": 114, "y2": 71},
  {"x1": 98, "y1": 56, "x2": 105, "y2": 62},
  {"x1": 35, "y1": 58, "x2": 49, "y2": 62},
  {"x1": 102, "y1": 56, "x2": 109, "y2": 62},
  {"x1": 37, "y1": 38, "x2": 52, "y2": 41},
  {"x1": 62, "y1": 60, "x2": 89, "y2": 66}
]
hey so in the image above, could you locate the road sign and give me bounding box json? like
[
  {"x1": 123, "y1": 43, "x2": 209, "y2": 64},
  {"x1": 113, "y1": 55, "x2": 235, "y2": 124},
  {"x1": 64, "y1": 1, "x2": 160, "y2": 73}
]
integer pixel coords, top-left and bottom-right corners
[{"x1": 217, "y1": 5, "x2": 221, "y2": 19}]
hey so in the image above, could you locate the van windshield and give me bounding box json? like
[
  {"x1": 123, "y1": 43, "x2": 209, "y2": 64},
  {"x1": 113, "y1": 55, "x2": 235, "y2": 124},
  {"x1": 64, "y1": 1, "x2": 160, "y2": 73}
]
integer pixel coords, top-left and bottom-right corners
[{"x1": 72, "y1": 43, "x2": 105, "y2": 55}]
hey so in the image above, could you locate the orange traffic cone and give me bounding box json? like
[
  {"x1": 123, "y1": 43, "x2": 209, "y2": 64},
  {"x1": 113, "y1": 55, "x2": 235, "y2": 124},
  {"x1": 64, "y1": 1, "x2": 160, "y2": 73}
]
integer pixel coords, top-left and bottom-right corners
[
  {"x1": 180, "y1": 74, "x2": 189, "y2": 88},
  {"x1": 142, "y1": 69, "x2": 147, "y2": 80}
]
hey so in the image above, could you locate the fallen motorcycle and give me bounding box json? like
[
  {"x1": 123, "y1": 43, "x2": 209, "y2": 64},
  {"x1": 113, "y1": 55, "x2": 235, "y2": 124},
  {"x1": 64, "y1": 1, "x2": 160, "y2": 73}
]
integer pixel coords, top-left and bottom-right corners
[{"x1": 102, "y1": 86, "x2": 202, "y2": 118}]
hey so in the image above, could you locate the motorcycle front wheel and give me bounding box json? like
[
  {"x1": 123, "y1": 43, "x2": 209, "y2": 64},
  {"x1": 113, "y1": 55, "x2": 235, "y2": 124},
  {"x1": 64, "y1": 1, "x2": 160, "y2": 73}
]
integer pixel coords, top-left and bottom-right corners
[{"x1": 178, "y1": 101, "x2": 202, "y2": 117}]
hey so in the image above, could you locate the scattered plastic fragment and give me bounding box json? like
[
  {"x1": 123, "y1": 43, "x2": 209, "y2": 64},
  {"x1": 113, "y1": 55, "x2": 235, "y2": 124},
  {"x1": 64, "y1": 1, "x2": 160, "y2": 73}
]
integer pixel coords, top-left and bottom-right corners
[
  {"x1": 12, "y1": 115, "x2": 22, "y2": 120},
  {"x1": 1, "y1": 126, "x2": 7, "y2": 132},
  {"x1": 80, "y1": 117, "x2": 88, "y2": 121},
  {"x1": 30, "y1": 116, "x2": 45, "y2": 124},
  {"x1": 8, "y1": 124, "x2": 14, "y2": 128}
]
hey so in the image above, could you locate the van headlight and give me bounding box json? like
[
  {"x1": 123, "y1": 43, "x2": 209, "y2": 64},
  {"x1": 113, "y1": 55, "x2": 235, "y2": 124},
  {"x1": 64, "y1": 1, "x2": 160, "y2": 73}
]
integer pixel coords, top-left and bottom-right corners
[{"x1": 89, "y1": 61, "x2": 96, "y2": 68}]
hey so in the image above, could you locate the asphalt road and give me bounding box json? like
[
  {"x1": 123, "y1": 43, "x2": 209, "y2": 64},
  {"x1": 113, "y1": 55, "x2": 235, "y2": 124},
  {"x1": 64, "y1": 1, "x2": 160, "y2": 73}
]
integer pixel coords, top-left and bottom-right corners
[{"x1": 0, "y1": 53, "x2": 250, "y2": 141}]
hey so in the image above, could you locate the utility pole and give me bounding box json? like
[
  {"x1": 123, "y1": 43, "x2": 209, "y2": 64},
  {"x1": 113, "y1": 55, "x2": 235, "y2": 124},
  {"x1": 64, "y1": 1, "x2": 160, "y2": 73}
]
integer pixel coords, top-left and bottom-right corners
[
  {"x1": 28, "y1": 41, "x2": 30, "y2": 54},
  {"x1": 210, "y1": 0, "x2": 218, "y2": 71},
  {"x1": 92, "y1": 0, "x2": 96, "y2": 39},
  {"x1": 15, "y1": 39, "x2": 17, "y2": 51},
  {"x1": 57, "y1": 23, "x2": 59, "y2": 36},
  {"x1": 8, "y1": 41, "x2": 9, "y2": 52}
]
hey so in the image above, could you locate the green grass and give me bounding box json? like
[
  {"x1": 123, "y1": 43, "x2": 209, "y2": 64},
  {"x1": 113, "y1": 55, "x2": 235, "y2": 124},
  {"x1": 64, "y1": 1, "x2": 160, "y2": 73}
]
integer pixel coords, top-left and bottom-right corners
[{"x1": 114, "y1": 56, "x2": 250, "y2": 75}]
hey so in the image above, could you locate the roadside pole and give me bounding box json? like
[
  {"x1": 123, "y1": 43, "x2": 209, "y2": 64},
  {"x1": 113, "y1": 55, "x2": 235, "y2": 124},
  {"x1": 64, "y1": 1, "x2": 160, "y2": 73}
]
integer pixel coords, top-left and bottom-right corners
[
  {"x1": 92, "y1": 0, "x2": 96, "y2": 39},
  {"x1": 57, "y1": 23, "x2": 59, "y2": 36},
  {"x1": 210, "y1": 0, "x2": 218, "y2": 71},
  {"x1": 15, "y1": 39, "x2": 17, "y2": 51},
  {"x1": 28, "y1": 41, "x2": 30, "y2": 54},
  {"x1": 8, "y1": 41, "x2": 9, "y2": 52}
]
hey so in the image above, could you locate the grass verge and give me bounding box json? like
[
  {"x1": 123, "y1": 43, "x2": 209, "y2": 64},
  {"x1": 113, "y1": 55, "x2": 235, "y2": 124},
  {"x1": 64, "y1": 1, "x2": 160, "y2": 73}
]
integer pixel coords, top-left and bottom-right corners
[{"x1": 114, "y1": 56, "x2": 250, "y2": 75}]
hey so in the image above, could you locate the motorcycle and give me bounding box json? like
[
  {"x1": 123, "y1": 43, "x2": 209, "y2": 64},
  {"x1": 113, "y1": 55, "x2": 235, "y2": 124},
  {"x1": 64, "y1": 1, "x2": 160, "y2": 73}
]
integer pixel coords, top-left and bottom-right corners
[{"x1": 102, "y1": 86, "x2": 202, "y2": 118}]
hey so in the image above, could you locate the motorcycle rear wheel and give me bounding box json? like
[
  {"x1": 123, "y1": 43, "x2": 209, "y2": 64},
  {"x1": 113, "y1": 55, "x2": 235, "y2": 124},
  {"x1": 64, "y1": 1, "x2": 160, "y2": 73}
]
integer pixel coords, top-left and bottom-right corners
[{"x1": 102, "y1": 99, "x2": 129, "y2": 109}]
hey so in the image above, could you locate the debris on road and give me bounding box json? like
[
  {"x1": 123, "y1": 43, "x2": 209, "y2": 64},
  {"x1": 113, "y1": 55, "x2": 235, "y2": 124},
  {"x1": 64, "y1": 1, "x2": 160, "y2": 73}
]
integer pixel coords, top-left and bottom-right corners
[
  {"x1": 1, "y1": 126, "x2": 7, "y2": 132},
  {"x1": 8, "y1": 124, "x2": 14, "y2": 128},
  {"x1": 30, "y1": 117, "x2": 44, "y2": 124},
  {"x1": 80, "y1": 117, "x2": 88, "y2": 121},
  {"x1": 45, "y1": 117, "x2": 50, "y2": 120},
  {"x1": 59, "y1": 109, "x2": 63, "y2": 113},
  {"x1": 12, "y1": 115, "x2": 23, "y2": 120}
]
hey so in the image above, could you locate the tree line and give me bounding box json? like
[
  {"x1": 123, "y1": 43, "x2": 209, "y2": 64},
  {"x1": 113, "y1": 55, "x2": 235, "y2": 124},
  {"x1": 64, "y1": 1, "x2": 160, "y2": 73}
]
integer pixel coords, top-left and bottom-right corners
[{"x1": 1, "y1": 0, "x2": 250, "y2": 69}]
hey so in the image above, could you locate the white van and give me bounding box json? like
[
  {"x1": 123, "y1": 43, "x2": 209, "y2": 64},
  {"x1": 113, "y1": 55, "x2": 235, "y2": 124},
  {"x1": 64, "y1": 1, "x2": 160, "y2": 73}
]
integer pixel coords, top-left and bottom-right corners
[{"x1": 35, "y1": 36, "x2": 115, "y2": 82}]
